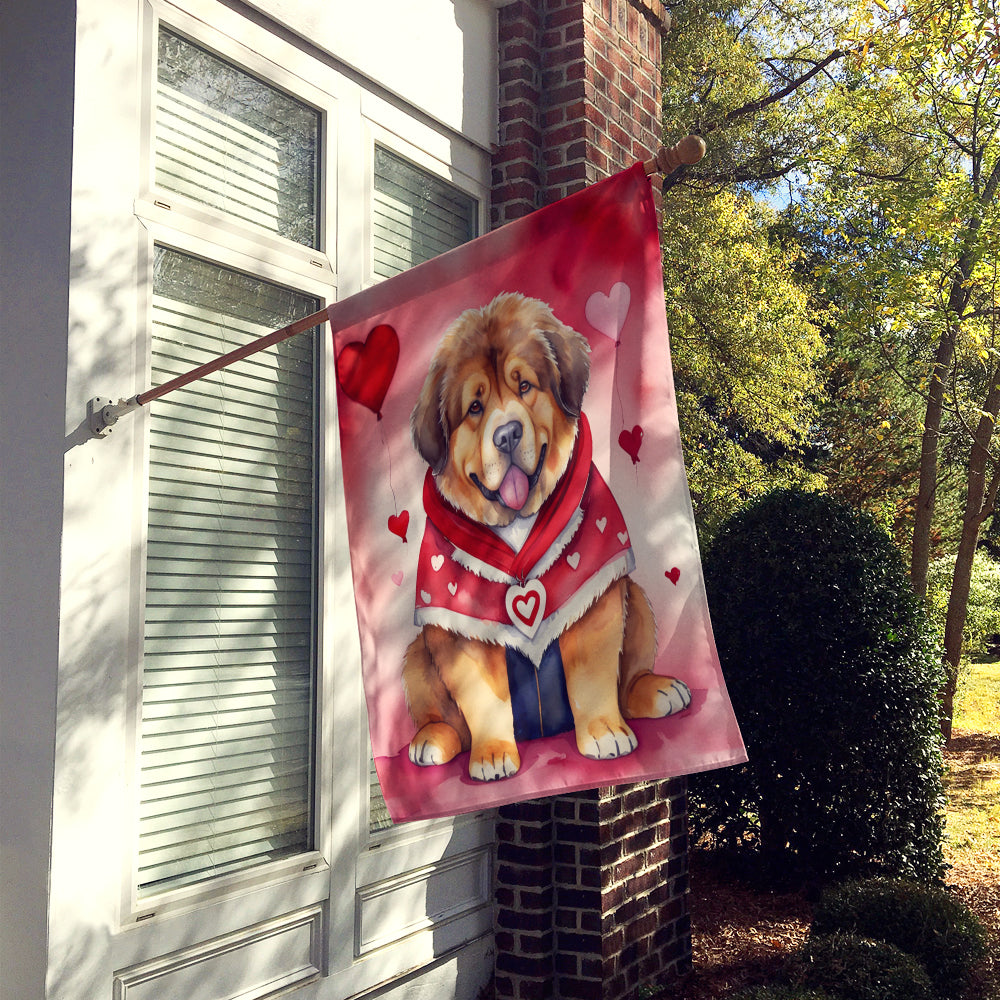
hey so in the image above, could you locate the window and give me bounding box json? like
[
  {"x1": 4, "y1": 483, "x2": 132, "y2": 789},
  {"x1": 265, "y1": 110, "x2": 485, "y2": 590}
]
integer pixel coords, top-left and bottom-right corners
[
  {"x1": 372, "y1": 145, "x2": 477, "y2": 279},
  {"x1": 139, "y1": 248, "x2": 318, "y2": 895},
  {"x1": 120, "y1": 8, "x2": 494, "y2": 991},
  {"x1": 367, "y1": 147, "x2": 479, "y2": 833},
  {"x1": 155, "y1": 28, "x2": 320, "y2": 247},
  {"x1": 136, "y1": 26, "x2": 323, "y2": 898}
]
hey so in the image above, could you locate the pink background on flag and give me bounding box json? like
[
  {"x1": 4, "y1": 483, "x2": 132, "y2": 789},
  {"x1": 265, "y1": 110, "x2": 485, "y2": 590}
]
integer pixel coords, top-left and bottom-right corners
[{"x1": 329, "y1": 165, "x2": 746, "y2": 822}]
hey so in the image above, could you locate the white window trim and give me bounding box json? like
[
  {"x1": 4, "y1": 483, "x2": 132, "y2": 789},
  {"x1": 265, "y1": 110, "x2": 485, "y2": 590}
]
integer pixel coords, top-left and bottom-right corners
[{"x1": 109, "y1": 1, "x2": 497, "y2": 991}]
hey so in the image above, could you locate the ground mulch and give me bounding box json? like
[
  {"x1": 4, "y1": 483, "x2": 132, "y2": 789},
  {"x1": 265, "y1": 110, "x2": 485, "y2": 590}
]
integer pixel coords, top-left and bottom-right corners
[{"x1": 659, "y1": 733, "x2": 1000, "y2": 1000}]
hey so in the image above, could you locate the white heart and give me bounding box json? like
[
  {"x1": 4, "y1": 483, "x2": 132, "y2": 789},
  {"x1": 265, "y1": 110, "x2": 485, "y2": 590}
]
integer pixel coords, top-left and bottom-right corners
[
  {"x1": 618, "y1": 531, "x2": 629, "y2": 545},
  {"x1": 596, "y1": 517, "x2": 607, "y2": 533},
  {"x1": 585, "y1": 282, "x2": 631, "y2": 343},
  {"x1": 431, "y1": 554, "x2": 444, "y2": 572},
  {"x1": 505, "y1": 580, "x2": 547, "y2": 639},
  {"x1": 420, "y1": 590, "x2": 432, "y2": 604},
  {"x1": 448, "y1": 581, "x2": 458, "y2": 596},
  {"x1": 567, "y1": 552, "x2": 581, "y2": 570}
]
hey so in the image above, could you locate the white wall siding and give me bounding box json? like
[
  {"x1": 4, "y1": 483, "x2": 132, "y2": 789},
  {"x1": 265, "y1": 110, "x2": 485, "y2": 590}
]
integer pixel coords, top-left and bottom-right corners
[
  {"x1": 0, "y1": 0, "x2": 76, "y2": 994},
  {"x1": 241, "y1": 0, "x2": 498, "y2": 152}
]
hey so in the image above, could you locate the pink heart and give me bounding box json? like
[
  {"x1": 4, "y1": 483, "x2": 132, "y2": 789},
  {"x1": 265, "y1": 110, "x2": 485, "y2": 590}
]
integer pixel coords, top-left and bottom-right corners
[
  {"x1": 619, "y1": 425, "x2": 643, "y2": 464},
  {"x1": 387, "y1": 510, "x2": 409, "y2": 542},
  {"x1": 585, "y1": 282, "x2": 631, "y2": 343},
  {"x1": 665, "y1": 567, "x2": 681, "y2": 585},
  {"x1": 391, "y1": 571, "x2": 404, "y2": 586}
]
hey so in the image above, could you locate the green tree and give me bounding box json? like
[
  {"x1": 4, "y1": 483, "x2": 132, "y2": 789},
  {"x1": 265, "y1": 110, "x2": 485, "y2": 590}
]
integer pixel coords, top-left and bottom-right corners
[
  {"x1": 660, "y1": 2, "x2": 998, "y2": 738},
  {"x1": 659, "y1": 1, "x2": 846, "y2": 538},
  {"x1": 663, "y1": 189, "x2": 826, "y2": 538},
  {"x1": 800, "y1": 0, "x2": 1000, "y2": 736}
]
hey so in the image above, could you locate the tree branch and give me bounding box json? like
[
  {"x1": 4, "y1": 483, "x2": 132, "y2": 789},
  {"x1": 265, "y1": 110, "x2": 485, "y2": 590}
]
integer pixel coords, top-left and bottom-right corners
[{"x1": 701, "y1": 49, "x2": 847, "y2": 134}]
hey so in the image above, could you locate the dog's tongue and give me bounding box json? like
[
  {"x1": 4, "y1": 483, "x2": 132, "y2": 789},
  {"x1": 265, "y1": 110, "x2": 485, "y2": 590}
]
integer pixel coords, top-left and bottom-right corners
[{"x1": 499, "y1": 465, "x2": 530, "y2": 510}]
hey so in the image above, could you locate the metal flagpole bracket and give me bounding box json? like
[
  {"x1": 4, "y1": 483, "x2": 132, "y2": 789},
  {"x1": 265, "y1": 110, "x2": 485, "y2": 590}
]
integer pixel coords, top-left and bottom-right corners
[{"x1": 88, "y1": 395, "x2": 141, "y2": 438}]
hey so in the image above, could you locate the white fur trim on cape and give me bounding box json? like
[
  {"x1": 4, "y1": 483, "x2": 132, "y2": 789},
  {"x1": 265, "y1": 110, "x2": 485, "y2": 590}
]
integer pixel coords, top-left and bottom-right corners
[{"x1": 414, "y1": 549, "x2": 636, "y2": 668}]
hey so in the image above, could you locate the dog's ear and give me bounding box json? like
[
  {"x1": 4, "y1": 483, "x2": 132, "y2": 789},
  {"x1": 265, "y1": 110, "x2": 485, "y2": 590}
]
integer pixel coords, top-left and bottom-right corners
[
  {"x1": 410, "y1": 362, "x2": 449, "y2": 475},
  {"x1": 541, "y1": 321, "x2": 591, "y2": 418}
]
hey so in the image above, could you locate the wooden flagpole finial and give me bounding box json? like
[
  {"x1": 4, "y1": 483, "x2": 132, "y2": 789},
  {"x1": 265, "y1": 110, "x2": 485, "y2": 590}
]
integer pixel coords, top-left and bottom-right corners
[{"x1": 643, "y1": 135, "x2": 706, "y2": 176}]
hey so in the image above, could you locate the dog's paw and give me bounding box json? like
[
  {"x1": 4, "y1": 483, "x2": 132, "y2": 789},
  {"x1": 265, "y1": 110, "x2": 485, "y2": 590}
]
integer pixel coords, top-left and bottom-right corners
[
  {"x1": 626, "y1": 673, "x2": 692, "y2": 719},
  {"x1": 469, "y1": 740, "x2": 520, "y2": 781},
  {"x1": 409, "y1": 722, "x2": 463, "y2": 766},
  {"x1": 577, "y1": 718, "x2": 638, "y2": 760}
]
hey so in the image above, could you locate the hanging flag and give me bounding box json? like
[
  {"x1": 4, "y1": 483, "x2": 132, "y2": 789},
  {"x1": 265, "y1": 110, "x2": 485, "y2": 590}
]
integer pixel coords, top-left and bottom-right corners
[{"x1": 329, "y1": 163, "x2": 746, "y2": 822}]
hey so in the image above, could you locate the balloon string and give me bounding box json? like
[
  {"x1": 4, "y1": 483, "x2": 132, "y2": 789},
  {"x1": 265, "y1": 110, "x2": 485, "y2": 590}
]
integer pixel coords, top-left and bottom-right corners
[
  {"x1": 614, "y1": 344, "x2": 622, "y2": 420},
  {"x1": 381, "y1": 417, "x2": 401, "y2": 515}
]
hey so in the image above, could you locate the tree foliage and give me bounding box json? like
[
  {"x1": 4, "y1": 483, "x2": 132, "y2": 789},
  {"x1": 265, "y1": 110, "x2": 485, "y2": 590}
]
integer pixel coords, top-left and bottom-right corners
[
  {"x1": 661, "y1": 0, "x2": 1000, "y2": 736},
  {"x1": 660, "y1": 2, "x2": 834, "y2": 539},
  {"x1": 789, "y1": 0, "x2": 1000, "y2": 734},
  {"x1": 663, "y1": 189, "x2": 825, "y2": 538}
]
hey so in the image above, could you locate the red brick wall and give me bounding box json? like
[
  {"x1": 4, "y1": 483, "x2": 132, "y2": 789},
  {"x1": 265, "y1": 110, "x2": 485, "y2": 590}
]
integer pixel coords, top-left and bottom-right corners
[
  {"x1": 493, "y1": 0, "x2": 668, "y2": 226},
  {"x1": 494, "y1": 783, "x2": 690, "y2": 1000},
  {"x1": 491, "y1": 7, "x2": 691, "y2": 998}
]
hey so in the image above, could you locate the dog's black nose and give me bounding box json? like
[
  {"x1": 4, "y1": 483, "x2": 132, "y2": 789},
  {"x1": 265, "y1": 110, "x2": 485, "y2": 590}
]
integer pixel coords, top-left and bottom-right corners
[{"x1": 493, "y1": 420, "x2": 523, "y2": 455}]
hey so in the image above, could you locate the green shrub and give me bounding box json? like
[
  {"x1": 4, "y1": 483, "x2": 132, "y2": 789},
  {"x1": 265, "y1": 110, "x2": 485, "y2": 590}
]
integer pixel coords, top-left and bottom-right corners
[
  {"x1": 692, "y1": 488, "x2": 946, "y2": 882},
  {"x1": 732, "y1": 987, "x2": 838, "y2": 1000},
  {"x1": 792, "y1": 933, "x2": 934, "y2": 1000},
  {"x1": 811, "y1": 878, "x2": 988, "y2": 999}
]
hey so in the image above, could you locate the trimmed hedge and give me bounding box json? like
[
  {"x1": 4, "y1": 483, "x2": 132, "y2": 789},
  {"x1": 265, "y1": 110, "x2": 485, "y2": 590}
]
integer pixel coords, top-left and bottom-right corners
[
  {"x1": 732, "y1": 988, "x2": 837, "y2": 1000},
  {"x1": 792, "y1": 933, "x2": 934, "y2": 1000},
  {"x1": 811, "y1": 878, "x2": 988, "y2": 998},
  {"x1": 692, "y1": 488, "x2": 947, "y2": 881}
]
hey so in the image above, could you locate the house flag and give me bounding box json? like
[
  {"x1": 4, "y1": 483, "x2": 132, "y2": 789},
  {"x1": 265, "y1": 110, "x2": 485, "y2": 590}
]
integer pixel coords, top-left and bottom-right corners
[{"x1": 330, "y1": 163, "x2": 746, "y2": 823}]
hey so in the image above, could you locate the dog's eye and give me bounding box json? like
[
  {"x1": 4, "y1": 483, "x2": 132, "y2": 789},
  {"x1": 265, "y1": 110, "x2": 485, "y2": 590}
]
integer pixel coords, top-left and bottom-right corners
[
  {"x1": 468, "y1": 400, "x2": 484, "y2": 417},
  {"x1": 518, "y1": 380, "x2": 533, "y2": 396}
]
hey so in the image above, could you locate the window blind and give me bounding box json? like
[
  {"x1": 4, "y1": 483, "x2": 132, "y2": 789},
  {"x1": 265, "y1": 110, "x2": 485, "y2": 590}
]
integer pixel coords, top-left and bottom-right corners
[
  {"x1": 372, "y1": 146, "x2": 477, "y2": 280},
  {"x1": 156, "y1": 28, "x2": 320, "y2": 248},
  {"x1": 138, "y1": 248, "x2": 318, "y2": 895},
  {"x1": 368, "y1": 148, "x2": 478, "y2": 832}
]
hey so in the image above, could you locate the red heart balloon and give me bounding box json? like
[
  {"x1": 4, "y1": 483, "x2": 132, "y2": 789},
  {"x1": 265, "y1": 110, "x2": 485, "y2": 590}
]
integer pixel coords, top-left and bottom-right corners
[
  {"x1": 336, "y1": 324, "x2": 400, "y2": 419},
  {"x1": 665, "y1": 567, "x2": 681, "y2": 585},
  {"x1": 619, "y1": 424, "x2": 643, "y2": 464},
  {"x1": 388, "y1": 510, "x2": 409, "y2": 542}
]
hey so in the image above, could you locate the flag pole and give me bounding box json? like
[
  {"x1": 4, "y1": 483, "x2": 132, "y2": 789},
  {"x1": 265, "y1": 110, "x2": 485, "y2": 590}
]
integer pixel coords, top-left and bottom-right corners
[
  {"x1": 87, "y1": 307, "x2": 330, "y2": 437},
  {"x1": 88, "y1": 136, "x2": 705, "y2": 438}
]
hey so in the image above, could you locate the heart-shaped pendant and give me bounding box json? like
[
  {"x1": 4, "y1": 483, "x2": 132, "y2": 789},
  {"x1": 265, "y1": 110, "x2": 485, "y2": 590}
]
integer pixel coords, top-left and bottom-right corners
[{"x1": 505, "y1": 580, "x2": 547, "y2": 639}]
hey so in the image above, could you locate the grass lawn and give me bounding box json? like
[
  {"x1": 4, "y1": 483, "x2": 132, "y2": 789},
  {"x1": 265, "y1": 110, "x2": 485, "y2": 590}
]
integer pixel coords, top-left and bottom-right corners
[
  {"x1": 942, "y1": 657, "x2": 1000, "y2": 1000},
  {"x1": 946, "y1": 658, "x2": 1000, "y2": 868}
]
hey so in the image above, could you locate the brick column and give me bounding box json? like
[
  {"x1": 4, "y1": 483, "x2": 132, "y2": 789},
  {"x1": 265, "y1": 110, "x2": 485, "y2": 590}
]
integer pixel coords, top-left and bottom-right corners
[
  {"x1": 493, "y1": 0, "x2": 668, "y2": 225},
  {"x1": 491, "y1": 4, "x2": 692, "y2": 999}
]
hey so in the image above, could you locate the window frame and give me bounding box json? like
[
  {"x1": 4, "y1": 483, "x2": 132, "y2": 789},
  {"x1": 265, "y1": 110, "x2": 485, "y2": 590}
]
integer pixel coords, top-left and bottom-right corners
[
  {"x1": 115, "y1": 1, "x2": 497, "y2": 991},
  {"x1": 124, "y1": 0, "x2": 339, "y2": 926},
  {"x1": 123, "y1": 224, "x2": 337, "y2": 924}
]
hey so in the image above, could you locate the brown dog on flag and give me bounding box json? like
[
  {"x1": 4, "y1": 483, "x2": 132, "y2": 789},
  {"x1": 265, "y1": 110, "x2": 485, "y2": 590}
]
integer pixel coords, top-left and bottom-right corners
[{"x1": 402, "y1": 293, "x2": 691, "y2": 781}]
